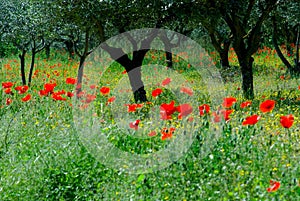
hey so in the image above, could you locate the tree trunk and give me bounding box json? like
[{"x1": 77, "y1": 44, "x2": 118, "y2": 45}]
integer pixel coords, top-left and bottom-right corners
[
  {"x1": 165, "y1": 51, "x2": 173, "y2": 68},
  {"x1": 65, "y1": 40, "x2": 75, "y2": 59},
  {"x1": 219, "y1": 48, "x2": 232, "y2": 82},
  {"x1": 45, "y1": 44, "x2": 51, "y2": 60},
  {"x1": 239, "y1": 56, "x2": 254, "y2": 100},
  {"x1": 220, "y1": 42, "x2": 230, "y2": 68},
  {"x1": 294, "y1": 24, "x2": 300, "y2": 75},
  {"x1": 273, "y1": 17, "x2": 300, "y2": 76},
  {"x1": 19, "y1": 49, "x2": 27, "y2": 85},
  {"x1": 130, "y1": 56, "x2": 147, "y2": 103},
  {"x1": 28, "y1": 50, "x2": 36, "y2": 86},
  {"x1": 76, "y1": 55, "x2": 86, "y2": 96},
  {"x1": 101, "y1": 29, "x2": 158, "y2": 103}
]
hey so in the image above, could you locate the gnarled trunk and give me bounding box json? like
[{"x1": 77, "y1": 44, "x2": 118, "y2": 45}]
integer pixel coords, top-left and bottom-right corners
[
  {"x1": 239, "y1": 56, "x2": 254, "y2": 100},
  {"x1": 28, "y1": 51, "x2": 36, "y2": 86},
  {"x1": 19, "y1": 49, "x2": 27, "y2": 85}
]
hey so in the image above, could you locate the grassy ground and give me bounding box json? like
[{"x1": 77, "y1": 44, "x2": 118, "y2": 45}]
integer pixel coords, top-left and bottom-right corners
[{"x1": 0, "y1": 47, "x2": 300, "y2": 200}]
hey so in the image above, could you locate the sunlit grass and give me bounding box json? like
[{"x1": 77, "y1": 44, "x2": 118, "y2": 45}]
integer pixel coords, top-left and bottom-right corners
[{"x1": 0, "y1": 47, "x2": 300, "y2": 200}]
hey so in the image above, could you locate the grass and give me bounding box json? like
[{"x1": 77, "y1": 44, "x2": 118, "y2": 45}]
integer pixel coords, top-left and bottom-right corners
[{"x1": 0, "y1": 46, "x2": 300, "y2": 200}]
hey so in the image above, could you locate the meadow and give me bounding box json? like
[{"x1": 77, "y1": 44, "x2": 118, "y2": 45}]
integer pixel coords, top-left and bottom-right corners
[{"x1": 0, "y1": 46, "x2": 300, "y2": 200}]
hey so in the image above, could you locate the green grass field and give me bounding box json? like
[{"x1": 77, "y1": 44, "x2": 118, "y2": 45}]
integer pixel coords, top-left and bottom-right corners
[{"x1": 0, "y1": 47, "x2": 300, "y2": 200}]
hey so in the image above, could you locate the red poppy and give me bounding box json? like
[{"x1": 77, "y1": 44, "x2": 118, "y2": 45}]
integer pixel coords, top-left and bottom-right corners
[
  {"x1": 21, "y1": 94, "x2": 31, "y2": 102},
  {"x1": 152, "y1": 88, "x2": 163, "y2": 97},
  {"x1": 76, "y1": 83, "x2": 82, "y2": 90},
  {"x1": 67, "y1": 92, "x2": 74, "y2": 98},
  {"x1": 100, "y1": 86, "x2": 110, "y2": 95},
  {"x1": 176, "y1": 103, "x2": 193, "y2": 119},
  {"x1": 6, "y1": 98, "x2": 12, "y2": 105},
  {"x1": 222, "y1": 109, "x2": 233, "y2": 121},
  {"x1": 129, "y1": 119, "x2": 140, "y2": 130},
  {"x1": 242, "y1": 114, "x2": 260, "y2": 126},
  {"x1": 160, "y1": 100, "x2": 177, "y2": 120},
  {"x1": 199, "y1": 104, "x2": 210, "y2": 116},
  {"x1": 76, "y1": 91, "x2": 85, "y2": 98},
  {"x1": 161, "y1": 127, "x2": 175, "y2": 140},
  {"x1": 4, "y1": 88, "x2": 12, "y2": 94},
  {"x1": 180, "y1": 86, "x2": 193, "y2": 96},
  {"x1": 125, "y1": 103, "x2": 143, "y2": 112},
  {"x1": 280, "y1": 114, "x2": 294, "y2": 128},
  {"x1": 148, "y1": 130, "x2": 157, "y2": 137},
  {"x1": 84, "y1": 94, "x2": 96, "y2": 103},
  {"x1": 212, "y1": 112, "x2": 221, "y2": 122},
  {"x1": 44, "y1": 83, "x2": 56, "y2": 94},
  {"x1": 66, "y1": 77, "x2": 76, "y2": 85},
  {"x1": 222, "y1": 97, "x2": 237, "y2": 108},
  {"x1": 52, "y1": 93, "x2": 66, "y2": 101},
  {"x1": 122, "y1": 70, "x2": 127, "y2": 74},
  {"x1": 240, "y1": 101, "x2": 252, "y2": 108},
  {"x1": 267, "y1": 180, "x2": 280, "y2": 192},
  {"x1": 90, "y1": 84, "x2": 97, "y2": 89},
  {"x1": 107, "y1": 96, "x2": 116, "y2": 104},
  {"x1": 126, "y1": 104, "x2": 138, "y2": 112},
  {"x1": 260, "y1": 100, "x2": 275, "y2": 113},
  {"x1": 2, "y1": 82, "x2": 14, "y2": 89},
  {"x1": 55, "y1": 89, "x2": 66, "y2": 95},
  {"x1": 39, "y1": 90, "x2": 48, "y2": 96},
  {"x1": 212, "y1": 109, "x2": 233, "y2": 122},
  {"x1": 162, "y1": 77, "x2": 171, "y2": 86},
  {"x1": 15, "y1": 85, "x2": 29, "y2": 94}
]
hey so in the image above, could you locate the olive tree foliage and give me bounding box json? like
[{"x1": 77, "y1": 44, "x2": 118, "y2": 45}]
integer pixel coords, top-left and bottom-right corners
[
  {"x1": 190, "y1": 1, "x2": 232, "y2": 75},
  {"x1": 96, "y1": 0, "x2": 198, "y2": 102},
  {"x1": 37, "y1": 0, "x2": 107, "y2": 94},
  {"x1": 271, "y1": 0, "x2": 300, "y2": 76},
  {"x1": 0, "y1": 0, "x2": 52, "y2": 85},
  {"x1": 192, "y1": 0, "x2": 279, "y2": 100}
]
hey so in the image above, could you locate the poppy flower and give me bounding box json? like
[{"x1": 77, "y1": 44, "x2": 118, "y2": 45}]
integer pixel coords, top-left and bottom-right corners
[
  {"x1": 6, "y1": 98, "x2": 12, "y2": 105},
  {"x1": 260, "y1": 100, "x2": 275, "y2": 113},
  {"x1": 212, "y1": 109, "x2": 233, "y2": 122},
  {"x1": 2, "y1": 82, "x2": 14, "y2": 89},
  {"x1": 199, "y1": 104, "x2": 210, "y2": 116},
  {"x1": 66, "y1": 77, "x2": 76, "y2": 85},
  {"x1": 212, "y1": 112, "x2": 221, "y2": 122},
  {"x1": 222, "y1": 109, "x2": 233, "y2": 121},
  {"x1": 162, "y1": 77, "x2": 171, "y2": 86},
  {"x1": 129, "y1": 119, "x2": 140, "y2": 130},
  {"x1": 267, "y1": 180, "x2": 280, "y2": 192},
  {"x1": 280, "y1": 114, "x2": 294, "y2": 128},
  {"x1": 242, "y1": 114, "x2": 260, "y2": 126},
  {"x1": 122, "y1": 70, "x2": 127, "y2": 74},
  {"x1": 148, "y1": 130, "x2": 157, "y2": 137},
  {"x1": 106, "y1": 96, "x2": 116, "y2": 104},
  {"x1": 44, "y1": 83, "x2": 56, "y2": 94},
  {"x1": 55, "y1": 89, "x2": 66, "y2": 95},
  {"x1": 240, "y1": 101, "x2": 252, "y2": 108},
  {"x1": 161, "y1": 127, "x2": 175, "y2": 140},
  {"x1": 177, "y1": 103, "x2": 193, "y2": 119},
  {"x1": 100, "y1": 86, "x2": 110, "y2": 95},
  {"x1": 222, "y1": 97, "x2": 237, "y2": 108},
  {"x1": 180, "y1": 86, "x2": 193, "y2": 96},
  {"x1": 4, "y1": 88, "x2": 12, "y2": 94},
  {"x1": 39, "y1": 90, "x2": 48, "y2": 96},
  {"x1": 125, "y1": 103, "x2": 143, "y2": 112},
  {"x1": 15, "y1": 85, "x2": 29, "y2": 94},
  {"x1": 160, "y1": 100, "x2": 177, "y2": 120},
  {"x1": 67, "y1": 92, "x2": 74, "y2": 98},
  {"x1": 52, "y1": 93, "x2": 66, "y2": 101},
  {"x1": 21, "y1": 94, "x2": 31, "y2": 102},
  {"x1": 152, "y1": 88, "x2": 163, "y2": 97},
  {"x1": 90, "y1": 84, "x2": 97, "y2": 89},
  {"x1": 84, "y1": 94, "x2": 96, "y2": 103}
]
